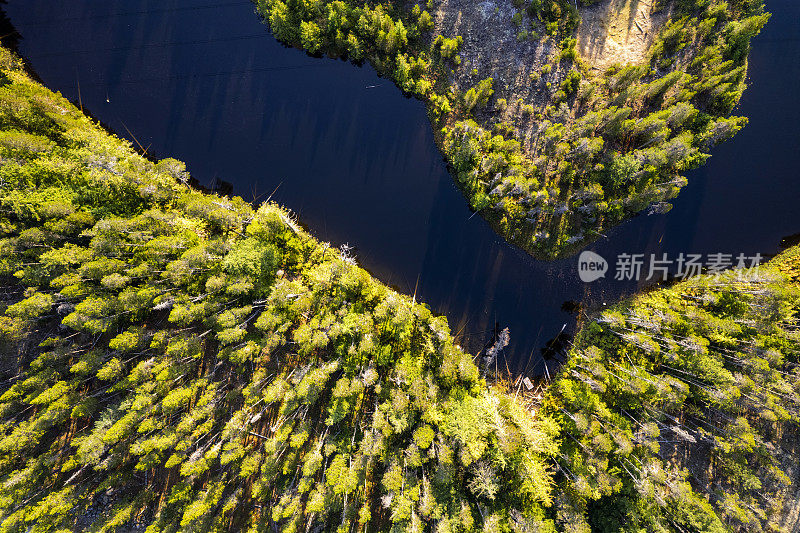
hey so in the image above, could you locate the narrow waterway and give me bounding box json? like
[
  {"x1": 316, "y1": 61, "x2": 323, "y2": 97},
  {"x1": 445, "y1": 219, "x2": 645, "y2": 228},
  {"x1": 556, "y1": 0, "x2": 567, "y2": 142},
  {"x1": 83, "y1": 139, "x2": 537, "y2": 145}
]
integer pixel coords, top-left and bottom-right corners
[{"x1": 4, "y1": 0, "x2": 799, "y2": 374}]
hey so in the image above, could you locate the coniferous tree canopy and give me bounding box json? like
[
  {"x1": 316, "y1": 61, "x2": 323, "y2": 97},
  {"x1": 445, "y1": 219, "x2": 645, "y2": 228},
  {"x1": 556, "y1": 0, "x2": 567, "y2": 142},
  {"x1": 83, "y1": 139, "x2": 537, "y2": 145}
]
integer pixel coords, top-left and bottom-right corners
[
  {"x1": 0, "y1": 47, "x2": 557, "y2": 532},
  {"x1": 543, "y1": 250, "x2": 800, "y2": 531},
  {"x1": 0, "y1": 42, "x2": 799, "y2": 532},
  {"x1": 252, "y1": 0, "x2": 769, "y2": 259}
]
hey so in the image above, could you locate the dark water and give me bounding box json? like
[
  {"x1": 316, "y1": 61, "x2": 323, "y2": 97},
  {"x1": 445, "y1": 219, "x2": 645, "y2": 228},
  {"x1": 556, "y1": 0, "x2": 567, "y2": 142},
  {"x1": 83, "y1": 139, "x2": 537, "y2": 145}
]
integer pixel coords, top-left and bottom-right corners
[{"x1": 4, "y1": 0, "x2": 799, "y2": 375}]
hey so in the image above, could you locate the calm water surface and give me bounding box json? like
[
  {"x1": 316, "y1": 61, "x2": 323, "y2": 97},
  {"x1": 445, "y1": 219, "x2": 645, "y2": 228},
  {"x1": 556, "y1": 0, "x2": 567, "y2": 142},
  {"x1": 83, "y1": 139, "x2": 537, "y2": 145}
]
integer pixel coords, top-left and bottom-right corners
[{"x1": 4, "y1": 0, "x2": 799, "y2": 374}]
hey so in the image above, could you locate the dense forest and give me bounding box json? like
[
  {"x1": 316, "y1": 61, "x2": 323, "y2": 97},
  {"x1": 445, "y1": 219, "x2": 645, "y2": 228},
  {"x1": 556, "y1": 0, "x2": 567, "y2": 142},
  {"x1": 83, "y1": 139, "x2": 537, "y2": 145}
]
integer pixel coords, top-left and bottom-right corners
[
  {"x1": 254, "y1": 0, "x2": 769, "y2": 258},
  {"x1": 0, "y1": 39, "x2": 799, "y2": 531},
  {"x1": 545, "y1": 245, "x2": 800, "y2": 531},
  {"x1": 0, "y1": 46, "x2": 557, "y2": 531}
]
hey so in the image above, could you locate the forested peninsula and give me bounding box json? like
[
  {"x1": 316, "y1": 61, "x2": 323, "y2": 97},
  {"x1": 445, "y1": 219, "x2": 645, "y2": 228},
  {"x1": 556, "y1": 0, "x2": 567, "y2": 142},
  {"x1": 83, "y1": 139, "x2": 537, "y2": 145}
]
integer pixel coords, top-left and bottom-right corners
[
  {"x1": 256, "y1": 0, "x2": 768, "y2": 258},
  {"x1": 1, "y1": 43, "x2": 799, "y2": 532}
]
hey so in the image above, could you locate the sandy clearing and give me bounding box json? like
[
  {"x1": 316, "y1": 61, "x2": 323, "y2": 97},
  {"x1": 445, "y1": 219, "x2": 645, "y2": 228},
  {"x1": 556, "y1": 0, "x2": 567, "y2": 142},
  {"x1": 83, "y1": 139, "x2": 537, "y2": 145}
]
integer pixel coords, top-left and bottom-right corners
[{"x1": 577, "y1": 0, "x2": 671, "y2": 70}]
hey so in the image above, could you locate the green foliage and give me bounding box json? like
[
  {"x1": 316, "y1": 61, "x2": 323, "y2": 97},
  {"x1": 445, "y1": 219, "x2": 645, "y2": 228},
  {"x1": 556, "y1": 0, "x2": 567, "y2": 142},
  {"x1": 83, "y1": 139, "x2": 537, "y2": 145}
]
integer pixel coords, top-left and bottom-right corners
[
  {"x1": 222, "y1": 237, "x2": 278, "y2": 294},
  {"x1": 0, "y1": 3, "x2": 783, "y2": 527},
  {"x1": 0, "y1": 49, "x2": 557, "y2": 532},
  {"x1": 463, "y1": 77, "x2": 494, "y2": 112},
  {"x1": 560, "y1": 69, "x2": 581, "y2": 95},
  {"x1": 299, "y1": 20, "x2": 324, "y2": 53},
  {"x1": 526, "y1": 0, "x2": 581, "y2": 35},
  {"x1": 252, "y1": 0, "x2": 768, "y2": 260},
  {"x1": 544, "y1": 252, "x2": 800, "y2": 531}
]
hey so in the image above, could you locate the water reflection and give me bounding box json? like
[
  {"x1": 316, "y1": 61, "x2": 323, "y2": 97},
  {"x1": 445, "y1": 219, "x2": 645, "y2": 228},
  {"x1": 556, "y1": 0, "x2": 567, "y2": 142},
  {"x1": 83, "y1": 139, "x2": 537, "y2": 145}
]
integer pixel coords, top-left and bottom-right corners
[{"x1": 4, "y1": 0, "x2": 800, "y2": 374}]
